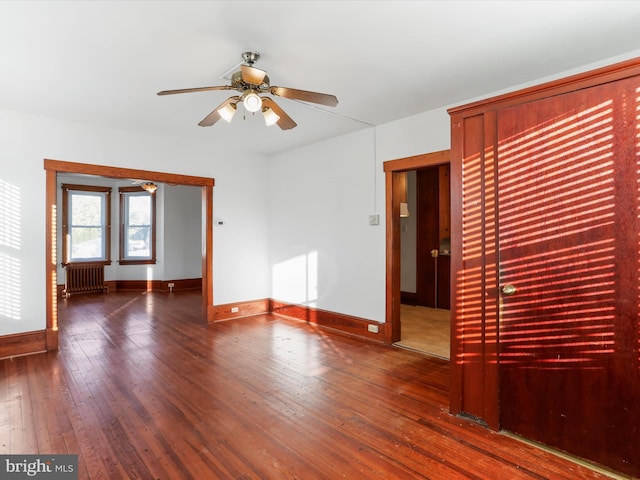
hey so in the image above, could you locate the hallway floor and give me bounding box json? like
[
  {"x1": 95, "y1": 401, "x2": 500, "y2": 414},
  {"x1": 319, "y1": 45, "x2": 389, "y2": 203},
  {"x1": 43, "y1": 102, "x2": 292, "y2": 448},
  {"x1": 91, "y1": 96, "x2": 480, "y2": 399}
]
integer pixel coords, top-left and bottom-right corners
[{"x1": 396, "y1": 304, "x2": 450, "y2": 359}]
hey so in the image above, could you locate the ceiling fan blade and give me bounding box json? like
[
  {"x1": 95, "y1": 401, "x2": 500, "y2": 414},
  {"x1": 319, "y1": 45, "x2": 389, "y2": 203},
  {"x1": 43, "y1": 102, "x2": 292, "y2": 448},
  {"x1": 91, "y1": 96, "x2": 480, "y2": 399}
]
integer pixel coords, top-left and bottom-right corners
[
  {"x1": 198, "y1": 109, "x2": 221, "y2": 127},
  {"x1": 157, "y1": 85, "x2": 235, "y2": 96},
  {"x1": 262, "y1": 97, "x2": 297, "y2": 130},
  {"x1": 270, "y1": 86, "x2": 338, "y2": 107},
  {"x1": 198, "y1": 96, "x2": 240, "y2": 127},
  {"x1": 241, "y1": 65, "x2": 267, "y2": 85}
]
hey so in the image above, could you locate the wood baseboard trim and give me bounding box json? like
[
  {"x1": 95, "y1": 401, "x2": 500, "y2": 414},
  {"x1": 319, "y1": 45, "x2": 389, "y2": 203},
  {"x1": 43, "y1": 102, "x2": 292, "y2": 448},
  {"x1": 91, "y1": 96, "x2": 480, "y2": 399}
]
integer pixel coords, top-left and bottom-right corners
[
  {"x1": 213, "y1": 299, "x2": 270, "y2": 321},
  {"x1": 0, "y1": 330, "x2": 47, "y2": 359},
  {"x1": 270, "y1": 300, "x2": 386, "y2": 344},
  {"x1": 46, "y1": 327, "x2": 59, "y2": 352},
  {"x1": 401, "y1": 291, "x2": 418, "y2": 305},
  {"x1": 58, "y1": 278, "x2": 203, "y2": 294}
]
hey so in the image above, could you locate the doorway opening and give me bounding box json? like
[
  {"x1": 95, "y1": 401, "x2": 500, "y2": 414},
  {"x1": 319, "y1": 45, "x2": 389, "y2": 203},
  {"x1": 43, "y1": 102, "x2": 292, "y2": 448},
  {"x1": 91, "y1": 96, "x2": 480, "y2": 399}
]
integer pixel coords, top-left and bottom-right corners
[
  {"x1": 384, "y1": 150, "x2": 451, "y2": 359},
  {"x1": 44, "y1": 159, "x2": 214, "y2": 352}
]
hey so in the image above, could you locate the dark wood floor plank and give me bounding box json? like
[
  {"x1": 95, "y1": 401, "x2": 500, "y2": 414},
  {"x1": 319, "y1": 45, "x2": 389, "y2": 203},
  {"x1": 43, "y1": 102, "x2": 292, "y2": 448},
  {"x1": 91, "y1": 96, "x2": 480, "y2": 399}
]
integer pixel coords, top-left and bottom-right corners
[{"x1": 0, "y1": 291, "x2": 618, "y2": 479}]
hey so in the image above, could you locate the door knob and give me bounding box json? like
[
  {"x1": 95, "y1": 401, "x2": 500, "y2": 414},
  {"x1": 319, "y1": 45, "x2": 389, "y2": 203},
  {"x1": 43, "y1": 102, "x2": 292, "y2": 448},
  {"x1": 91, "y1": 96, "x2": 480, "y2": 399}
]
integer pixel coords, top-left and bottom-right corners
[{"x1": 502, "y1": 284, "x2": 516, "y2": 296}]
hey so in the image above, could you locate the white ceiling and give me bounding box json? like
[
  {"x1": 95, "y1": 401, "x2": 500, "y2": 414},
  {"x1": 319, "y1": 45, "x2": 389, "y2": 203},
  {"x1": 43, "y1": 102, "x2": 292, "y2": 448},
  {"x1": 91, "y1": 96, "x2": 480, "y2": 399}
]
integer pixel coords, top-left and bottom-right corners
[{"x1": 2, "y1": 1, "x2": 640, "y2": 156}]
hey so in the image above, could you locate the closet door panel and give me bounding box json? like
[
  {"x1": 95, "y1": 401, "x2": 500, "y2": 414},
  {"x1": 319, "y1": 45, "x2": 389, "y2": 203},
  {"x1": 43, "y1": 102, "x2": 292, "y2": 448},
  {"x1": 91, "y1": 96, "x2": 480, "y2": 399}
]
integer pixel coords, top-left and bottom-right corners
[{"x1": 496, "y1": 77, "x2": 640, "y2": 477}]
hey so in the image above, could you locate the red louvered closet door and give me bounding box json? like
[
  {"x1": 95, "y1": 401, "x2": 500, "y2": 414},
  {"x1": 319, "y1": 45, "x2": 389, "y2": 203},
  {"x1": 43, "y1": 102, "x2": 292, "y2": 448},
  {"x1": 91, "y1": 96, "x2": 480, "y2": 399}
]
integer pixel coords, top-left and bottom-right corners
[{"x1": 496, "y1": 77, "x2": 640, "y2": 476}]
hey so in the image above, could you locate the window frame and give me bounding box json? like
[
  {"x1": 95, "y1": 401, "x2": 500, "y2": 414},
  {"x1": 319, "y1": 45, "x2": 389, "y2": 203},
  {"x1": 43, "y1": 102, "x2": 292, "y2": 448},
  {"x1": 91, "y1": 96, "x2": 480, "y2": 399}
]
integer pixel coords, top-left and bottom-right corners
[
  {"x1": 119, "y1": 186, "x2": 157, "y2": 265},
  {"x1": 61, "y1": 183, "x2": 112, "y2": 266}
]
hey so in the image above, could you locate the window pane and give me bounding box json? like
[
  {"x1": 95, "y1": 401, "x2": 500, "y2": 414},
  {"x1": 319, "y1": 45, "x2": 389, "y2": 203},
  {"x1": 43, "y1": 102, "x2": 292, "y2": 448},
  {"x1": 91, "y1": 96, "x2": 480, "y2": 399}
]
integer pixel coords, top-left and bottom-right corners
[
  {"x1": 120, "y1": 189, "x2": 154, "y2": 263},
  {"x1": 128, "y1": 195, "x2": 151, "y2": 225},
  {"x1": 71, "y1": 193, "x2": 103, "y2": 226},
  {"x1": 71, "y1": 227, "x2": 103, "y2": 259},
  {"x1": 127, "y1": 226, "x2": 150, "y2": 257}
]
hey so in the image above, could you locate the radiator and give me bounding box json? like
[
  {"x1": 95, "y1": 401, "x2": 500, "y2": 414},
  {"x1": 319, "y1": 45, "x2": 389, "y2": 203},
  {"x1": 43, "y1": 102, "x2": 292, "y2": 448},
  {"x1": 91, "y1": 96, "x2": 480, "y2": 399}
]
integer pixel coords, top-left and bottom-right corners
[{"x1": 64, "y1": 263, "x2": 106, "y2": 297}]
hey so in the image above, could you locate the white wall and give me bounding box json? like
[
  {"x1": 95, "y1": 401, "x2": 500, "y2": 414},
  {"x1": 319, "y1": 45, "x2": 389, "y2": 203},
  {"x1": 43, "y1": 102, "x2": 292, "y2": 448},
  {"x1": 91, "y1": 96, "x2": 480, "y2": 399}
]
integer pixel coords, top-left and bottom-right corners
[
  {"x1": 267, "y1": 109, "x2": 451, "y2": 323},
  {"x1": 0, "y1": 108, "x2": 270, "y2": 335},
  {"x1": 164, "y1": 184, "x2": 202, "y2": 280}
]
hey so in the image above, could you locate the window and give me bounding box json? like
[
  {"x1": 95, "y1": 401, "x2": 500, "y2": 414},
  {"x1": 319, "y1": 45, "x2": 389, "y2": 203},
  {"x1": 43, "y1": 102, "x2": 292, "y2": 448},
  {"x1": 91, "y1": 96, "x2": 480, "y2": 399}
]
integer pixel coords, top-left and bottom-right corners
[
  {"x1": 119, "y1": 186, "x2": 156, "y2": 264},
  {"x1": 61, "y1": 184, "x2": 112, "y2": 265}
]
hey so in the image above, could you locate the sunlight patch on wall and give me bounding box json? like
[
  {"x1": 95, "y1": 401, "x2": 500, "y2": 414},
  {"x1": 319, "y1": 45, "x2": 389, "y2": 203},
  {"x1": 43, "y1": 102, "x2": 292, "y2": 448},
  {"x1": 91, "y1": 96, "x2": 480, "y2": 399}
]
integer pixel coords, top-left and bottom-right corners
[
  {"x1": 0, "y1": 179, "x2": 20, "y2": 250},
  {"x1": 0, "y1": 179, "x2": 21, "y2": 320},
  {"x1": 272, "y1": 251, "x2": 318, "y2": 307},
  {"x1": 0, "y1": 254, "x2": 21, "y2": 320}
]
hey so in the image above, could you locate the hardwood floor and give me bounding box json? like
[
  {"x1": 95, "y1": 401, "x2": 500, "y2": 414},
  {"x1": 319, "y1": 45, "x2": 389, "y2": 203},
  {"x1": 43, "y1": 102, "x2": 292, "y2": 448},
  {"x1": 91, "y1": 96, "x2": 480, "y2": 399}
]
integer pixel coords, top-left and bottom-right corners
[
  {"x1": 397, "y1": 305, "x2": 450, "y2": 359},
  {"x1": 0, "y1": 291, "x2": 617, "y2": 479}
]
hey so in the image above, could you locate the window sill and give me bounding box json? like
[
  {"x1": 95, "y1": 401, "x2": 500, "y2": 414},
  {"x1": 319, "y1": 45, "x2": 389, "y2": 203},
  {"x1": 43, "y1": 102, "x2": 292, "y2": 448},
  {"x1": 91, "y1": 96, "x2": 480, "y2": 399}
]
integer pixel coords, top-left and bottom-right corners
[
  {"x1": 62, "y1": 260, "x2": 112, "y2": 267},
  {"x1": 119, "y1": 259, "x2": 157, "y2": 266}
]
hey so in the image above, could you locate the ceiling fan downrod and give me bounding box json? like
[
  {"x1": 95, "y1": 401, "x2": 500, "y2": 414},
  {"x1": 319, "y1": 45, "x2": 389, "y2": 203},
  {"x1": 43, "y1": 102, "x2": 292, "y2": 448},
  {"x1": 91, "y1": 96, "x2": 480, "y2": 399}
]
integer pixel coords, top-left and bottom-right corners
[{"x1": 242, "y1": 51, "x2": 260, "y2": 66}]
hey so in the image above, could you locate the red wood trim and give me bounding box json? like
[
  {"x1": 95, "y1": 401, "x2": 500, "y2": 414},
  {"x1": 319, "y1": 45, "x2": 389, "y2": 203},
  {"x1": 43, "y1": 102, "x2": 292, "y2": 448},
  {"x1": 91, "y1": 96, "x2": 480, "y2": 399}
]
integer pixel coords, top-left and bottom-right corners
[
  {"x1": 447, "y1": 56, "x2": 640, "y2": 118},
  {"x1": 482, "y1": 110, "x2": 500, "y2": 430},
  {"x1": 384, "y1": 170, "x2": 395, "y2": 343},
  {"x1": 0, "y1": 330, "x2": 47, "y2": 360},
  {"x1": 203, "y1": 185, "x2": 214, "y2": 322},
  {"x1": 61, "y1": 183, "x2": 112, "y2": 192},
  {"x1": 383, "y1": 149, "x2": 450, "y2": 172},
  {"x1": 118, "y1": 186, "x2": 148, "y2": 193},
  {"x1": 449, "y1": 114, "x2": 463, "y2": 416},
  {"x1": 44, "y1": 159, "x2": 215, "y2": 187},
  {"x1": 118, "y1": 260, "x2": 157, "y2": 266},
  {"x1": 168, "y1": 278, "x2": 202, "y2": 291},
  {"x1": 270, "y1": 300, "x2": 386, "y2": 343},
  {"x1": 45, "y1": 327, "x2": 58, "y2": 352},
  {"x1": 383, "y1": 151, "x2": 452, "y2": 345},
  {"x1": 62, "y1": 260, "x2": 112, "y2": 267},
  {"x1": 112, "y1": 278, "x2": 202, "y2": 292},
  {"x1": 65, "y1": 278, "x2": 203, "y2": 295},
  {"x1": 45, "y1": 168, "x2": 59, "y2": 349},
  {"x1": 212, "y1": 299, "x2": 270, "y2": 321},
  {"x1": 390, "y1": 172, "x2": 403, "y2": 342},
  {"x1": 400, "y1": 291, "x2": 417, "y2": 305},
  {"x1": 110, "y1": 280, "x2": 160, "y2": 292}
]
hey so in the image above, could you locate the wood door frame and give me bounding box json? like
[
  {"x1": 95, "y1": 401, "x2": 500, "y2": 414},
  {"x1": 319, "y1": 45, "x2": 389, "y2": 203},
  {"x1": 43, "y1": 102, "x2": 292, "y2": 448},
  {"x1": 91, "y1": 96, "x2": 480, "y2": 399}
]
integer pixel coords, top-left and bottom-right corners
[
  {"x1": 383, "y1": 150, "x2": 451, "y2": 344},
  {"x1": 44, "y1": 159, "x2": 215, "y2": 352}
]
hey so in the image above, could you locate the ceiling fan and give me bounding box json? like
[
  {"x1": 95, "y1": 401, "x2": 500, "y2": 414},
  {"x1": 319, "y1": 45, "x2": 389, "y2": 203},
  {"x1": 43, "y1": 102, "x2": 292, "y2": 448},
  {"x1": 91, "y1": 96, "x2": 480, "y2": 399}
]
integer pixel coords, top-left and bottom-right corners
[
  {"x1": 129, "y1": 179, "x2": 158, "y2": 192},
  {"x1": 157, "y1": 51, "x2": 338, "y2": 130}
]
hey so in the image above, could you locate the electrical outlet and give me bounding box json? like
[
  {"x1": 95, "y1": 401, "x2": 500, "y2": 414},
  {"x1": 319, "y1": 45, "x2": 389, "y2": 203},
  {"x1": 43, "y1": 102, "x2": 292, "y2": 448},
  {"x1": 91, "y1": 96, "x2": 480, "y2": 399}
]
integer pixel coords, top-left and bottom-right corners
[
  {"x1": 168, "y1": 283, "x2": 175, "y2": 288},
  {"x1": 368, "y1": 214, "x2": 380, "y2": 226},
  {"x1": 367, "y1": 324, "x2": 379, "y2": 333},
  {"x1": 231, "y1": 307, "x2": 239, "y2": 313}
]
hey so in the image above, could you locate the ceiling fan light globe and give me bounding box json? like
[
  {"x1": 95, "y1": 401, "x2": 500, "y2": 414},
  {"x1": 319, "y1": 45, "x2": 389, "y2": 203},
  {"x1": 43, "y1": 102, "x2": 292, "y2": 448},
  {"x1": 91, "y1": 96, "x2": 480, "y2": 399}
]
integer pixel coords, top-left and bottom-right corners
[
  {"x1": 219, "y1": 103, "x2": 237, "y2": 123},
  {"x1": 243, "y1": 92, "x2": 262, "y2": 112},
  {"x1": 142, "y1": 182, "x2": 157, "y2": 193},
  {"x1": 263, "y1": 107, "x2": 280, "y2": 126}
]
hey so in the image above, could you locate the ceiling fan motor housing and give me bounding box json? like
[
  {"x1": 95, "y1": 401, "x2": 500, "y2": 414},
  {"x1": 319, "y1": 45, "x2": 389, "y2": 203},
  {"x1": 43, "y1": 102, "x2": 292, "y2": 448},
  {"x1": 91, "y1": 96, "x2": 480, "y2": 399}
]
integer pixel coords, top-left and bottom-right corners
[{"x1": 231, "y1": 71, "x2": 270, "y2": 91}]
